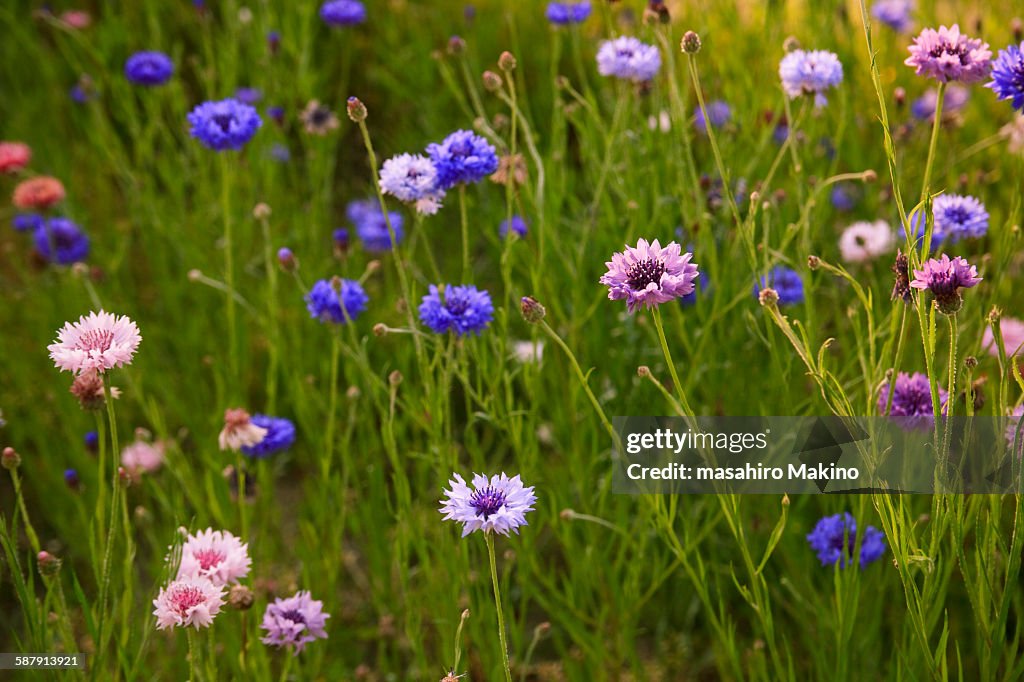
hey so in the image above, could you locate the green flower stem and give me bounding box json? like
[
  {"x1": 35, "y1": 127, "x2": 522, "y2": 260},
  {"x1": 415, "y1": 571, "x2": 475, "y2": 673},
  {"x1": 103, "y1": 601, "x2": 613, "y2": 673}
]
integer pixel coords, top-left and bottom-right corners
[{"x1": 485, "y1": 533, "x2": 513, "y2": 682}]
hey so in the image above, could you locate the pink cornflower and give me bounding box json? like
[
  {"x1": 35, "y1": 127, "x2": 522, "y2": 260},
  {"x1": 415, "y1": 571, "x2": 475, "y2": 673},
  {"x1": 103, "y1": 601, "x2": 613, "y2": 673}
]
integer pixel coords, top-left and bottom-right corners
[
  {"x1": 177, "y1": 528, "x2": 252, "y2": 586},
  {"x1": 0, "y1": 142, "x2": 31, "y2": 173},
  {"x1": 48, "y1": 311, "x2": 141, "y2": 375},
  {"x1": 909, "y1": 254, "x2": 982, "y2": 314},
  {"x1": 58, "y1": 10, "x2": 92, "y2": 28},
  {"x1": 904, "y1": 24, "x2": 992, "y2": 84},
  {"x1": 982, "y1": 317, "x2": 1024, "y2": 358},
  {"x1": 121, "y1": 438, "x2": 165, "y2": 479},
  {"x1": 12, "y1": 176, "x2": 65, "y2": 209},
  {"x1": 599, "y1": 239, "x2": 699, "y2": 313},
  {"x1": 152, "y1": 576, "x2": 225, "y2": 630},
  {"x1": 260, "y1": 591, "x2": 330, "y2": 654},
  {"x1": 838, "y1": 220, "x2": 894, "y2": 263},
  {"x1": 218, "y1": 408, "x2": 268, "y2": 451}
]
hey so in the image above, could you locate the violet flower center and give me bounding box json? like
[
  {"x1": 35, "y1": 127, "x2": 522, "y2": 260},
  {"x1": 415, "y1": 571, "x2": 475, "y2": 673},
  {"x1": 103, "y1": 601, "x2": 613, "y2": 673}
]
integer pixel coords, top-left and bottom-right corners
[
  {"x1": 626, "y1": 258, "x2": 666, "y2": 290},
  {"x1": 469, "y1": 486, "x2": 506, "y2": 518}
]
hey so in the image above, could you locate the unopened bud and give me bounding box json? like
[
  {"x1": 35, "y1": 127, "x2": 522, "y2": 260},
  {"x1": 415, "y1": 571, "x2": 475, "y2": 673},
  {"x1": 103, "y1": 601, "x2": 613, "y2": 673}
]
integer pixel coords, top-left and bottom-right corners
[
  {"x1": 862, "y1": 169, "x2": 877, "y2": 183},
  {"x1": 894, "y1": 87, "x2": 906, "y2": 108},
  {"x1": 520, "y1": 296, "x2": 546, "y2": 323},
  {"x1": 389, "y1": 370, "x2": 403, "y2": 387},
  {"x1": 187, "y1": 268, "x2": 202, "y2": 282},
  {"x1": 346, "y1": 97, "x2": 367, "y2": 123},
  {"x1": 681, "y1": 31, "x2": 701, "y2": 54},
  {"x1": 228, "y1": 584, "x2": 255, "y2": 610},
  {"x1": 964, "y1": 356, "x2": 978, "y2": 369},
  {"x1": 758, "y1": 287, "x2": 779, "y2": 307},
  {"x1": 253, "y1": 202, "x2": 271, "y2": 219},
  {"x1": 64, "y1": 468, "x2": 80, "y2": 491},
  {"x1": 637, "y1": 366, "x2": 651, "y2": 377},
  {"x1": 277, "y1": 247, "x2": 296, "y2": 272},
  {"x1": 782, "y1": 493, "x2": 790, "y2": 507},
  {"x1": 1013, "y1": 18, "x2": 1023, "y2": 43},
  {"x1": 447, "y1": 35, "x2": 466, "y2": 55},
  {"x1": 988, "y1": 306, "x2": 1002, "y2": 325},
  {"x1": 37, "y1": 551, "x2": 62, "y2": 577},
  {"x1": 482, "y1": 70, "x2": 502, "y2": 92},
  {"x1": 2, "y1": 446, "x2": 20, "y2": 470},
  {"x1": 498, "y1": 51, "x2": 517, "y2": 72},
  {"x1": 373, "y1": 323, "x2": 388, "y2": 337},
  {"x1": 366, "y1": 259, "x2": 381, "y2": 274},
  {"x1": 782, "y1": 36, "x2": 801, "y2": 53},
  {"x1": 807, "y1": 255, "x2": 821, "y2": 270},
  {"x1": 346, "y1": 386, "x2": 361, "y2": 401}
]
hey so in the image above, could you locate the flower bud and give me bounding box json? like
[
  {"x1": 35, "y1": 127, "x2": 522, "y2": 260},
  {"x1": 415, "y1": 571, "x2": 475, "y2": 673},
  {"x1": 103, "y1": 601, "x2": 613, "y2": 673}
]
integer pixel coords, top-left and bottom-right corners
[
  {"x1": 637, "y1": 366, "x2": 651, "y2": 378},
  {"x1": 389, "y1": 370, "x2": 403, "y2": 387},
  {"x1": 498, "y1": 51, "x2": 517, "y2": 72},
  {"x1": 680, "y1": 31, "x2": 701, "y2": 54},
  {"x1": 64, "y1": 468, "x2": 80, "y2": 491},
  {"x1": 252, "y1": 202, "x2": 271, "y2": 219},
  {"x1": 373, "y1": 323, "x2": 388, "y2": 337},
  {"x1": 447, "y1": 35, "x2": 466, "y2": 56},
  {"x1": 37, "y1": 551, "x2": 62, "y2": 577},
  {"x1": 807, "y1": 255, "x2": 821, "y2": 270},
  {"x1": 277, "y1": 247, "x2": 296, "y2": 272},
  {"x1": 2, "y1": 446, "x2": 20, "y2": 470},
  {"x1": 782, "y1": 36, "x2": 801, "y2": 53},
  {"x1": 758, "y1": 287, "x2": 779, "y2": 307},
  {"x1": 520, "y1": 296, "x2": 546, "y2": 323},
  {"x1": 228, "y1": 584, "x2": 255, "y2": 610},
  {"x1": 894, "y1": 87, "x2": 906, "y2": 108},
  {"x1": 482, "y1": 70, "x2": 503, "y2": 92},
  {"x1": 964, "y1": 355, "x2": 978, "y2": 369},
  {"x1": 346, "y1": 97, "x2": 367, "y2": 123}
]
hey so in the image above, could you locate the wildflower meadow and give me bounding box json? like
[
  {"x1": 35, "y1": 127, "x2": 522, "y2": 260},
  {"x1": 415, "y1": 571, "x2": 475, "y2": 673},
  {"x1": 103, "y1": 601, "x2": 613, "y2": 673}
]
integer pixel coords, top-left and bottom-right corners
[{"x1": 3, "y1": 0, "x2": 1024, "y2": 679}]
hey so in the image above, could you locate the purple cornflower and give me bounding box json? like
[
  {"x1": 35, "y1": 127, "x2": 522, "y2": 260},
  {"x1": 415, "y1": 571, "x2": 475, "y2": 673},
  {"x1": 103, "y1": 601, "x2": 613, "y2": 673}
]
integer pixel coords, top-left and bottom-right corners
[
  {"x1": 596, "y1": 36, "x2": 661, "y2": 83},
  {"x1": 305, "y1": 278, "x2": 368, "y2": 324},
  {"x1": 332, "y1": 228, "x2": 349, "y2": 253},
  {"x1": 439, "y1": 472, "x2": 537, "y2": 537},
  {"x1": 267, "y1": 106, "x2": 285, "y2": 125},
  {"x1": 319, "y1": 0, "x2": 366, "y2": 27},
  {"x1": 911, "y1": 84, "x2": 970, "y2": 121},
  {"x1": 806, "y1": 512, "x2": 886, "y2": 568},
  {"x1": 379, "y1": 153, "x2": 445, "y2": 214},
  {"x1": 909, "y1": 194, "x2": 988, "y2": 244},
  {"x1": 987, "y1": 42, "x2": 1024, "y2": 111},
  {"x1": 235, "y1": 87, "x2": 262, "y2": 105},
  {"x1": 871, "y1": 0, "x2": 913, "y2": 33},
  {"x1": 418, "y1": 284, "x2": 494, "y2": 336},
  {"x1": 754, "y1": 266, "x2": 803, "y2": 306},
  {"x1": 124, "y1": 51, "x2": 174, "y2": 86},
  {"x1": 240, "y1": 415, "x2": 296, "y2": 458},
  {"x1": 830, "y1": 183, "x2": 859, "y2": 212},
  {"x1": 33, "y1": 217, "x2": 89, "y2": 264},
  {"x1": 878, "y1": 371, "x2": 947, "y2": 425},
  {"x1": 12, "y1": 213, "x2": 43, "y2": 232},
  {"x1": 499, "y1": 215, "x2": 528, "y2": 239},
  {"x1": 546, "y1": 1, "x2": 590, "y2": 25},
  {"x1": 905, "y1": 24, "x2": 992, "y2": 84},
  {"x1": 269, "y1": 143, "x2": 290, "y2": 163},
  {"x1": 910, "y1": 254, "x2": 982, "y2": 314},
  {"x1": 599, "y1": 239, "x2": 699, "y2": 313},
  {"x1": 346, "y1": 199, "x2": 404, "y2": 252},
  {"x1": 84, "y1": 431, "x2": 99, "y2": 452},
  {"x1": 427, "y1": 130, "x2": 499, "y2": 189},
  {"x1": 694, "y1": 100, "x2": 731, "y2": 134},
  {"x1": 778, "y1": 50, "x2": 843, "y2": 106},
  {"x1": 187, "y1": 98, "x2": 262, "y2": 151},
  {"x1": 260, "y1": 591, "x2": 329, "y2": 654}
]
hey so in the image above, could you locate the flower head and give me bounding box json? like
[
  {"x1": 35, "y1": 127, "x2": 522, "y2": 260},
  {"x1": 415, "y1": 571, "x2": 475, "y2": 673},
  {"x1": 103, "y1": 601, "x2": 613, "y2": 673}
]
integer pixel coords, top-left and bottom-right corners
[
  {"x1": 187, "y1": 98, "x2": 262, "y2": 151},
  {"x1": 695, "y1": 100, "x2": 731, "y2": 134},
  {"x1": 33, "y1": 217, "x2": 90, "y2": 264},
  {"x1": 418, "y1": 284, "x2": 494, "y2": 336},
  {"x1": 905, "y1": 24, "x2": 992, "y2": 84},
  {"x1": 871, "y1": 0, "x2": 914, "y2": 33},
  {"x1": 240, "y1": 415, "x2": 296, "y2": 458},
  {"x1": 600, "y1": 239, "x2": 699, "y2": 313},
  {"x1": 219, "y1": 408, "x2": 269, "y2": 451},
  {"x1": 153, "y1": 576, "x2": 225, "y2": 630},
  {"x1": 439, "y1": 472, "x2": 537, "y2": 537},
  {"x1": 0, "y1": 142, "x2": 31, "y2": 173},
  {"x1": 891, "y1": 250, "x2": 912, "y2": 303},
  {"x1": 754, "y1": 266, "x2": 804, "y2": 306},
  {"x1": 839, "y1": 220, "x2": 894, "y2": 263},
  {"x1": 987, "y1": 41, "x2": 1024, "y2": 110},
  {"x1": 879, "y1": 371, "x2": 948, "y2": 425},
  {"x1": 596, "y1": 36, "x2": 662, "y2": 83},
  {"x1": 12, "y1": 213, "x2": 43, "y2": 232},
  {"x1": 124, "y1": 51, "x2": 174, "y2": 86},
  {"x1": 300, "y1": 100, "x2": 339, "y2": 135},
  {"x1": 546, "y1": 1, "x2": 591, "y2": 25},
  {"x1": 379, "y1": 153, "x2": 445, "y2": 212},
  {"x1": 178, "y1": 528, "x2": 252, "y2": 586},
  {"x1": 910, "y1": 254, "x2": 982, "y2": 314},
  {"x1": 347, "y1": 199, "x2": 404, "y2": 252},
  {"x1": 305, "y1": 278, "x2": 369, "y2": 324},
  {"x1": 778, "y1": 50, "x2": 843, "y2": 106},
  {"x1": 260, "y1": 591, "x2": 330, "y2": 654},
  {"x1": 48, "y1": 311, "x2": 141, "y2": 375},
  {"x1": 13, "y1": 176, "x2": 65, "y2": 209},
  {"x1": 121, "y1": 438, "x2": 165, "y2": 479},
  {"x1": 909, "y1": 194, "x2": 988, "y2": 245},
  {"x1": 427, "y1": 130, "x2": 499, "y2": 189},
  {"x1": 320, "y1": 0, "x2": 366, "y2": 26},
  {"x1": 806, "y1": 512, "x2": 886, "y2": 568},
  {"x1": 499, "y1": 215, "x2": 528, "y2": 239},
  {"x1": 982, "y1": 318, "x2": 1024, "y2": 358}
]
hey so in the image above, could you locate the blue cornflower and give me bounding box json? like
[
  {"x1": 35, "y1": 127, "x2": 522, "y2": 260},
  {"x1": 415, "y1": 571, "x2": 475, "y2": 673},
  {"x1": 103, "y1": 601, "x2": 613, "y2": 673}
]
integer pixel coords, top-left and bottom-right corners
[
  {"x1": 830, "y1": 183, "x2": 859, "y2": 212},
  {"x1": 988, "y1": 42, "x2": 1024, "y2": 111},
  {"x1": 33, "y1": 218, "x2": 89, "y2": 264},
  {"x1": 269, "y1": 143, "x2": 290, "y2": 163},
  {"x1": 187, "y1": 98, "x2": 262, "y2": 151},
  {"x1": 871, "y1": 0, "x2": 913, "y2": 33},
  {"x1": 346, "y1": 199, "x2": 404, "y2": 252},
  {"x1": 333, "y1": 227, "x2": 350, "y2": 252},
  {"x1": 754, "y1": 266, "x2": 804, "y2": 306},
  {"x1": 235, "y1": 87, "x2": 263, "y2": 105},
  {"x1": 909, "y1": 194, "x2": 989, "y2": 244},
  {"x1": 546, "y1": 1, "x2": 590, "y2": 25},
  {"x1": 267, "y1": 106, "x2": 285, "y2": 125},
  {"x1": 305, "y1": 278, "x2": 368, "y2": 324},
  {"x1": 12, "y1": 213, "x2": 43, "y2": 232},
  {"x1": 499, "y1": 215, "x2": 528, "y2": 239},
  {"x1": 320, "y1": 0, "x2": 366, "y2": 26},
  {"x1": 779, "y1": 49, "x2": 843, "y2": 106},
  {"x1": 418, "y1": 284, "x2": 494, "y2": 336},
  {"x1": 84, "y1": 431, "x2": 99, "y2": 452},
  {"x1": 596, "y1": 36, "x2": 662, "y2": 83},
  {"x1": 427, "y1": 130, "x2": 499, "y2": 189},
  {"x1": 241, "y1": 415, "x2": 296, "y2": 458},
  {"x1": 694, "y1": 100, "x2": 731, "y2": 134},
  {"x1": 64, "y1": 469, "x2": 80, "y2": 490},
  {"x1": 807, "y1": 512, "x2": 886, "y2": 568},
  {"x1": 911, "y1": 85, "x2": 969, "y2": 122},
  {"x1": 124, "y1": 51, "x2": 174, "y2": 86}
]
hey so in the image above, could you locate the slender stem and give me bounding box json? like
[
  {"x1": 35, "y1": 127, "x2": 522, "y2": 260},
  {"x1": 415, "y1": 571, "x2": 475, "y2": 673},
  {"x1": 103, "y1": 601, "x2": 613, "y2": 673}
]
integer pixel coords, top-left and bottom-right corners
[
  {"x1": 259, "y1": 213, "x2": 280, "y2": 413},
  {"x1": 485, "y1": 533, "x2": 513, "y2": 682},
  {"x1": 652, "y1": 308, "x2": 695, "y2": 417},
  {"x1": 321, "y1": 332, "x2": 341, "y2": 485},
  {"x1": 884, "y1": 306, "x2": 909, "y2": 416},
  {"x1": 187, "y1": 629, "x2": 198, "y2": 682},
  {"x1": 97, "y1": 374, "x2": 122, "y2": 664},
  {"x1": 459, "y1": 185, "x2": 470, "y2": 280},
  {"x1": 220, "y1": 153, "x2": 238, "y2": 385},
  {"x1": 919, "y1": 82, "x2": 946, "y2": 208},
  {"x1": 11, "y1": 470, "x2": 40, "y2": 553}
]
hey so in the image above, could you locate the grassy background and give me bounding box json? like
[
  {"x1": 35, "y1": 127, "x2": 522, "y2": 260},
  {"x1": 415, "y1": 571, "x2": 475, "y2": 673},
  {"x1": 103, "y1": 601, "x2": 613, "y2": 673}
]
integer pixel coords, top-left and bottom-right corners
[{"x1": 2, "y1": 0, "x2": 1024, "y2": 679}]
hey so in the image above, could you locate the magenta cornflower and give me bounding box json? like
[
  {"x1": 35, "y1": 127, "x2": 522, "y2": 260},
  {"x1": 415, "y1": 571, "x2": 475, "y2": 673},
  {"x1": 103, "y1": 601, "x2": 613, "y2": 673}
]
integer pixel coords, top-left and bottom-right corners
[
  {"x1": 177, "y1": 528, "x2": 252, "y2": 586},
  {"x1": 152, "y1": 576, "x2": 225, "y2": 630},
  {"x1": 440, "y1": 473, "x2": 537, "y2": 537},
  {"x1": 910, "y1": 254, "x2": 982, "y2": 314},
  {"x1": 260, "y1": 590, "x2": 330, "y2": 654},
  {"x1": 599, "y1": 239, "x2": 699, "y2": 313},
  {"x1": 48, "y1": 311, "x2": 141, "y2": 375},
  {"x1": 905, "y1": 24, "x2": 992, "y2": 84}
]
